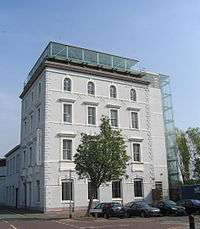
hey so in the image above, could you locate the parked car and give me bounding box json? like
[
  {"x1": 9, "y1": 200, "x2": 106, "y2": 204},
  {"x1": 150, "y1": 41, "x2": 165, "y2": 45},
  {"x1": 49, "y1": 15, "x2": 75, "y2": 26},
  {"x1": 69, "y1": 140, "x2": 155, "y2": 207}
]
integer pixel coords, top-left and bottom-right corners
[
  {"x1": 124, "y1": 201, "x2": 160, "y2": 217},
  {"x1": 90, "y1": 202, "x2": 126, "y2": 218},
  {"x1": 177, "y1": 199, "x2": 200, "y2": 214},
  {"x1": 156, "y1": 200, "x2": 186, "y2": 216}
]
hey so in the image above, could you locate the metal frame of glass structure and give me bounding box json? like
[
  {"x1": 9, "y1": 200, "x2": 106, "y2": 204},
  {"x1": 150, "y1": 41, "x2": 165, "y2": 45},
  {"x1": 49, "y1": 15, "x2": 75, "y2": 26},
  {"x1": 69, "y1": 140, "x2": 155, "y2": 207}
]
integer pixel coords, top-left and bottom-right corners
[
  {"x1": 160, "y1": 74, "x2": 180, "y2": 185},
  {"x1": 24, "y1": 42, "x2": 140, "y2": 87}
]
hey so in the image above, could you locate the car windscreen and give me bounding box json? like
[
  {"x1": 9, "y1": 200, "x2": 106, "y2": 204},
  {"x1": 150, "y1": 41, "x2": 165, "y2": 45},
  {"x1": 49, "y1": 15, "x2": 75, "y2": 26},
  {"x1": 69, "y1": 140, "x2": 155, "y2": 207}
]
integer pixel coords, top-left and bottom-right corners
[
  {"x1": 165, "y1": 201, "x2": 177, "y2": 207},
  {"x1": 137, "y1": 202, "x2": 150, "y2": 208},
  {"x1": 191, "y1": 199, "x2": 200, "y2": 204},
  {"x1": 112, "y1": 203, "x2": 122, "y2": 208}
]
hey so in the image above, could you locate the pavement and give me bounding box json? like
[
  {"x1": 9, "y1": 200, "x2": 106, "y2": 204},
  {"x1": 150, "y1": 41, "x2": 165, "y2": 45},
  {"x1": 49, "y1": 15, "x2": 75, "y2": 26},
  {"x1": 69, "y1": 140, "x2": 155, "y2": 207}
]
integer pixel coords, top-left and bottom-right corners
[{"x1": 0, "y1": 209, "x2": 199, "y2": 229}]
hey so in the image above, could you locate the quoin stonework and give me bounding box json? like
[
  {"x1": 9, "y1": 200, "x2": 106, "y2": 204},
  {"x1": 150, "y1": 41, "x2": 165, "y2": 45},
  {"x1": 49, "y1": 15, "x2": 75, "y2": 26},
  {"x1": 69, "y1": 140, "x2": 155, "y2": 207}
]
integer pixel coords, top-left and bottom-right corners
[{"x1": 1, "y1": 42, "x2": 179, "y2": 212}]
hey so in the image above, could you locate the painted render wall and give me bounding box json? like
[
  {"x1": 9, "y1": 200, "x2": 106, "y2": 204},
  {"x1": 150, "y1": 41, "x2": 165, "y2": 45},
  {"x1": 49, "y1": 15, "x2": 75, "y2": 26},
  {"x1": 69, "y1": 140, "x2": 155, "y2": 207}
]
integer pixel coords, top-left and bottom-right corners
[{"x1": 43, "y1": 66, "x2": 168, "y2": 211}]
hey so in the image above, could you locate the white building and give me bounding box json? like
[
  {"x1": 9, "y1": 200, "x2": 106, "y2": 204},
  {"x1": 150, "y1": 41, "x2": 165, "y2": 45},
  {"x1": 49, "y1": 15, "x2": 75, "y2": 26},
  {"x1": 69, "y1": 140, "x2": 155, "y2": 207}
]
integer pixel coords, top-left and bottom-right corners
[
  {"x1": 4, "y1": 42, "x2": 170, "y2": 211},
  {"x1": 0, "y1": 159, "x2": 6, "y2": 206}
]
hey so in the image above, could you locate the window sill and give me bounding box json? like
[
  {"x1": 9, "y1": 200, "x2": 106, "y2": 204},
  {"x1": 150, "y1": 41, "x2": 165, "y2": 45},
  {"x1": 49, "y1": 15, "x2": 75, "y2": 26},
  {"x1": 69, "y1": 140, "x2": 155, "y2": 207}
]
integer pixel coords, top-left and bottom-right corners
[
  {"x1": 87, "y1": 199, "x2": 99, "y2": 202},
  {"x1": 87, "y1": 124, "x2": 97, "y2": 127},
  {"x1": 60, "y1": 160, "x2": 73, "y2": 162},
  {"x1": 63, "y1": 122, "x2": 72, "y2": 125},
  {"x1": 61, "y1": 200, "x2": 74, "y2": 204},
  {"x1": 131, "y1": 161, "x2": 143, "y2": 164},
  {"x1": 134, "y1": 197, "x2": 144, "y2": 200},
  {"x1": 112, "y1": 198, "x2": 122, "y2": 201},
  {"x1": 130, "y1": 128, "x2": 140, "y2": 131}
]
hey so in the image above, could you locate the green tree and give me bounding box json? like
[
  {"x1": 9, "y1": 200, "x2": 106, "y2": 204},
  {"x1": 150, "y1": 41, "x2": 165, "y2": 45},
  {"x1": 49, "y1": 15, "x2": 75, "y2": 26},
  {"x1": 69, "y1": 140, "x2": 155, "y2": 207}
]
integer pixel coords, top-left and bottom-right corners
[
  {"x1": 186, "y1": 128, "x2": 200, "y2": 179},
  {"x1": 74, "y1": 116, "x2": 129, "y2": 216},
  {"x1": 176, "y1": 129, "x2": 191, "y2": 183},
  {"x1": 194, "y1": 158, "x2": 200, "y2": 180}
]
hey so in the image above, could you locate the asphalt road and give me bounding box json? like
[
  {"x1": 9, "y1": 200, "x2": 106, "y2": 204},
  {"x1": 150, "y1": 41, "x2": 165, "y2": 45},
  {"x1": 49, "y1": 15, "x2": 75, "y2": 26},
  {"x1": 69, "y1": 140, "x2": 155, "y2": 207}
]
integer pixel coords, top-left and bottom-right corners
[{"x1": 0, "y1": 209, "x2": 199, "y2": 229}]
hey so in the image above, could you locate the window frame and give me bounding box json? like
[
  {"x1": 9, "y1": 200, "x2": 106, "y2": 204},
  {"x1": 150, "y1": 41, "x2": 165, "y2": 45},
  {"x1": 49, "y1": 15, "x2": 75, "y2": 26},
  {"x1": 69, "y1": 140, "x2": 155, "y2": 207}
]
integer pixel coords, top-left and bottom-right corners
[
  {"x1": 63, "y1": 103, "x2": 73, "y2": 124},
  {"x1": 87, "y1": 81, "x2": 95, "y2": 95},
  {"x1": 87, "y1": 106, "x2": 96, "y2": 126},
  {"x1": 130, "y1": 111, "x2": 139, "y2": 129},
  {"x1": 61, "y1": 138, "x2": 73, "y2": 161},
  {"x1": 88, "y1": 181, "x2": 99, "y2": 200},
  {"x1": 110, "y1": 85, "x2": 117, "y2": 98},
  {"x1": 132, "y1": 143, "x2": 141, "y2": 162},
  {"x1": 63, "y1": 77, "x2": 72, "y2": 92},
  {"x1": 134, "y1": 178, "x2": 144, "y2": 198},
  {"x1": 130, "y1": 89, "x2": 137, "y2": 102},
  {"x1": 110, "y1": 109, "x2": 119, "y2": 128},
  {"x1": 61, "y1": 180, "x2": 74, "y2": 202},
  {"x1": 112, "y1": 180, "x2": 122, "y2": 199}
]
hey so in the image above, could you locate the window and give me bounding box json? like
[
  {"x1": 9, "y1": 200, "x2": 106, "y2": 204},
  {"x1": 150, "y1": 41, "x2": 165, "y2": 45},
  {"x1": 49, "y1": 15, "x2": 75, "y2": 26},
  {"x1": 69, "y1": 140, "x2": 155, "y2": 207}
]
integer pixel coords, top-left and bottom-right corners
[
  {"x1": 31, "y1": 91, "x2": 34, "y2": 102},
  {"x1": 134, "y1": 179, "x2": 143, "y2": 197},
  {"x1": 36, "y1": 180, "x2": 40, "y2": 202},
  {"x1": 63, "y1": 139, "x2": 72, "y2": 160},
  {"x1": 30, "y1": 114, "x2": 33, "y2": 131},
  {"x1": 88, "y1": 107, "x2": 96, "y2": 125},
  {"x1": 64, "y1": 78, "x2": 71, "y2": 92},
  {"x1": 88, "y1": 182, "x2": 98, "y2": 199},
  {"x1": 62, "y1": 180, "x2": 73, "y2": 201},
  {"x1": 63, "y1": 104, "x2": 72, "y2": 123},
  {"x1": 16, "y1": 154, "x2": 20, "y2": 173},
  {"x1": 130, "y1": 89, "x2": 136, "y2": 101},
  {"x1": 131, "y1": 112, "x2": 139, "y2": 129},
  {"x1": 37, "y1": 108, "x2": 41, "y2": 125},
  {"x1": 110, "y1": 109, "x2": 118, "y2": 127},
  {"x1": 155, "y1": 181, "x2": 163, "y2": 191},
  {"x1": 112, "y1": 180, "x2": 121, "y2": 198},
  {"x1": 23, "y1": 150, "x2": 26, "y2": 168},
  {"x1": 133, "y1": 143, "x2": 141, "y2": 162},
  {"x1": 24, "y1": 121, "x2": 27, "y2": 134},
  {"x1": 38, "y1": 82, "x2": 41, "y2": 97},
  {"x1": 110, "y1": 85, "x2": 117, "y2": 98},
  {"x1": 88, "y1": 82, "x2": 95, "y2": 95},
  {"x1": 29, "y1": 147, "x2": 32, "y2": 166}
]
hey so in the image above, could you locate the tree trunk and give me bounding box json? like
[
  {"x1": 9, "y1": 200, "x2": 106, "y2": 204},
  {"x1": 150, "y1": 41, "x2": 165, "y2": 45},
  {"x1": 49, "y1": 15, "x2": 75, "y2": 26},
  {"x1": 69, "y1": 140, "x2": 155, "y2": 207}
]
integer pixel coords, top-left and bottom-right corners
[{"x1": 86, "y1": 195, "x2": 93, "y2": 216}]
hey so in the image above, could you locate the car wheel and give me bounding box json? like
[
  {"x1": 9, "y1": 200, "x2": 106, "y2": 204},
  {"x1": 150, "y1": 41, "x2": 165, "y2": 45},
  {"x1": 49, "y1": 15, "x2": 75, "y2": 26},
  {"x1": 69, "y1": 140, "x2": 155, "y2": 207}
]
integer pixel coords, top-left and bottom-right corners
[
  {"x1": 140, "y1": 211, "x2": 146, "y2": 218},
  {"x1": 103, "y1": 213, "x2": 110, "y2": 219},
  {"x1": 125, "y1": 212, "x2": 131, "y2": 218}
]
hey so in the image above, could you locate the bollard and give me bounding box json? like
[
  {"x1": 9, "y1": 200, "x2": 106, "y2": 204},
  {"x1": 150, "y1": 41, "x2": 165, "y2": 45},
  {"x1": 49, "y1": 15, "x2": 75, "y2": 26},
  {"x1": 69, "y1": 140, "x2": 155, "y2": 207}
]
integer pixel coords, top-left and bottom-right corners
[
  {"x1": 189, "y1": 214, "x2": 195, "y2": 229},
  {"x1": 95, "y1": 213, "x2": 98, "y2": 220}
]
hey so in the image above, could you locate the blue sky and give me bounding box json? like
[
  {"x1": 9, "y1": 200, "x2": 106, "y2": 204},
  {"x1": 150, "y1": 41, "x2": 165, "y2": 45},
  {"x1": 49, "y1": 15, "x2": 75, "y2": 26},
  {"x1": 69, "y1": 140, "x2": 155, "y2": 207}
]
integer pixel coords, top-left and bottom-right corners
[{"x1": 0, "y1": 0, "x2": 199, "y2": 155}]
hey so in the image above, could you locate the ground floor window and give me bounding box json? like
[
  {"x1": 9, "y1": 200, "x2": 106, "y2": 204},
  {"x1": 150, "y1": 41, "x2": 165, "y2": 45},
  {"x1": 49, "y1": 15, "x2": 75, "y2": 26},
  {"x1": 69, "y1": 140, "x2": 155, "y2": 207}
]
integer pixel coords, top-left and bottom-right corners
[
  {"x1": 134, "y1": 179, "x2": 143, "y2": 197},
  {"x1": 88, "y1": 181, "x2": 98, "y2": 199},
  {"x1": 36, "y1": 180, "x2": 40, "y2": 202},
  {"x1": 112, "y1": 180, "x2": 121, "y2": 198},
  {"x1": 155, "y1": 181, "x2": 163, "y2": 191},
  {"x1": 62, "y1": 180, "x2": 73, "y2": 201}
]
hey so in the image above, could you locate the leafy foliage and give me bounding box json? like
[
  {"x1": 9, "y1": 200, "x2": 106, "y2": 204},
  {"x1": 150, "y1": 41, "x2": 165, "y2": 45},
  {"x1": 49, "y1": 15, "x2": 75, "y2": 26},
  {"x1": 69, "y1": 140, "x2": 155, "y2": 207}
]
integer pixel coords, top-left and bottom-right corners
[
  {"x1": 176, "y1": 129, "x2": 190, "y2": 183},
  {"x1": 74, "y1": 116, "x2": 129, "y2": 215},
  {"x1": 186, "y1": 128, "x2": 200, "y2": 155}
]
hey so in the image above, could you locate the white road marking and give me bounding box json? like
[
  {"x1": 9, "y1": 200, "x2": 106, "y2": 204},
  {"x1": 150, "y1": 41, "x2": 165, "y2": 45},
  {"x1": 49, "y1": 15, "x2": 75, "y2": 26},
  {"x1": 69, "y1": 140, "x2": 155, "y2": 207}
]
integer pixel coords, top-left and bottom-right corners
[
  {"x1": 55, "y1": 220, "x2": 80, "y2": 228},
  {"x1": 2, "y1": 220, "x2": 18, "y2": 229}
]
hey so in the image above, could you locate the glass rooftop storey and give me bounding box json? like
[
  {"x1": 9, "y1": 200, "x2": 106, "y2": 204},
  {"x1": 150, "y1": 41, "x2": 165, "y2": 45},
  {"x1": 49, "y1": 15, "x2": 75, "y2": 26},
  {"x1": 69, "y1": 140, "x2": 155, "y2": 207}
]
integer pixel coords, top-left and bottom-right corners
[{"x1": 24, "y1": 42, "x2": 140, "y2": 87}]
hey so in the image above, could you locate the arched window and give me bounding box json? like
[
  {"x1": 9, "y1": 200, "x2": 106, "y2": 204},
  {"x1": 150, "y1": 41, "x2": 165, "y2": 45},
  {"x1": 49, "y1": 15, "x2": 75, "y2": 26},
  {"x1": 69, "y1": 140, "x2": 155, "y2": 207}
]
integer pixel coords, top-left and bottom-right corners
[
  {"x1": 110, "y1": 85, "x2": 117, "y2": 98},
  {"x1": 88, "y1": 81, "x2": 95, "y2": 95},
  {"x1": 130, "y1": 89, "x2": 136, "y2": 101},
  {"x1": 64, "y1": 78, "x2": 71, "y2": 92}
]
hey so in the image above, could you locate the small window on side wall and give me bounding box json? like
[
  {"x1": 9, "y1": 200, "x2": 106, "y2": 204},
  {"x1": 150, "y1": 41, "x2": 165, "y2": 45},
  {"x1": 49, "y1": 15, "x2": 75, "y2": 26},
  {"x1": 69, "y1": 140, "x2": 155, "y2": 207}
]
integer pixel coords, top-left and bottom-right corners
[
  {"x1": 130, "y1": 89, "x2": 136, "y2": 101},
  {"x1": 110, "y1": 85, "x2": 117, "y2": 98},
  {"x1": 64, "y1": 78, "x2": 71, "y2": 92},
  {"x1": 88, "y1": 81, "x2": 95, "y2": 95}
]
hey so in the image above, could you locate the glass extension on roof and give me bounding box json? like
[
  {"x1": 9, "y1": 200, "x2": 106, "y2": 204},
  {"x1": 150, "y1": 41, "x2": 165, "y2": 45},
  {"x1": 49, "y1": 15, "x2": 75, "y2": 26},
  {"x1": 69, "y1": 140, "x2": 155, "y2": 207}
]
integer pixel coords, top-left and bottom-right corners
[{"x1": 25, "y1": 42, "x2": 139, "y2": 86}]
